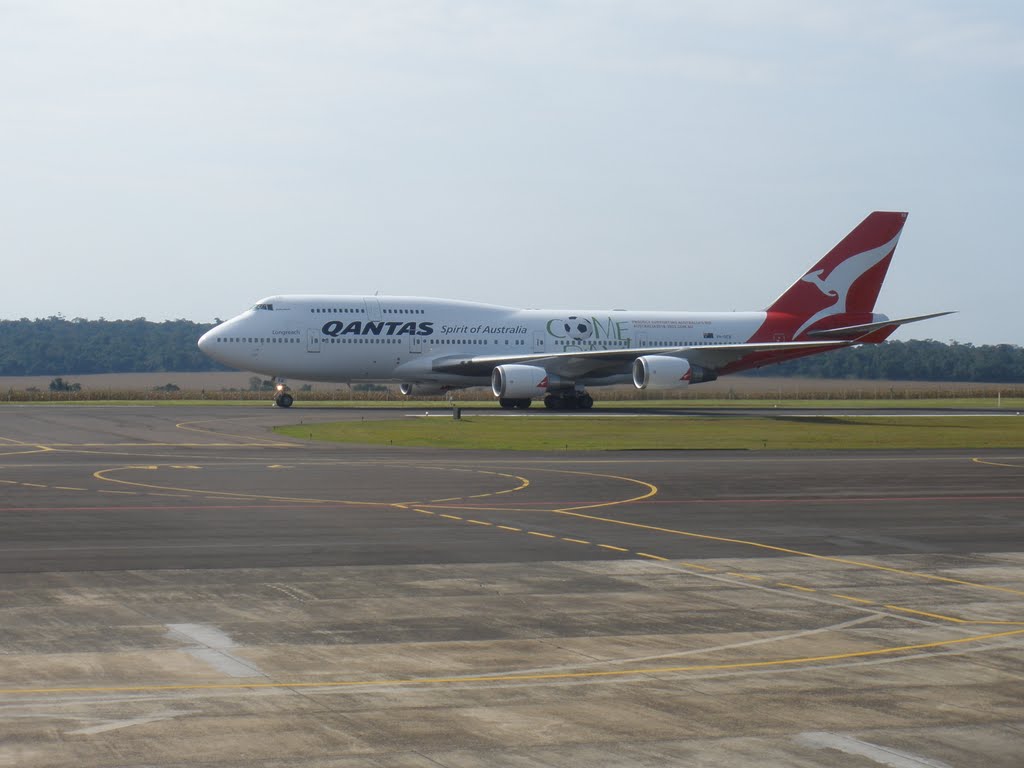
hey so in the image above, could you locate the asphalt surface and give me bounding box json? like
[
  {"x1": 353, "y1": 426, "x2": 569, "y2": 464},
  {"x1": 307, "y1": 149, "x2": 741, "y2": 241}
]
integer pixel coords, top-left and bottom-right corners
[{"x1": 1, "y1": 404, "x2": 1023, "y2": 767}]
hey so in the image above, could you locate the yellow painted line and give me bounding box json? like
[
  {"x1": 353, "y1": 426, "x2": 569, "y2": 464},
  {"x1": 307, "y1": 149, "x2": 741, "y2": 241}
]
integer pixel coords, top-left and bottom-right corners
[
  {"x1": 497, "y1": 525, "x2": 521, "y2": 532},
  {"x1": 432, "y1": 497, "x2": 463, "y2": 503},
  {"x1": 5, "y1": 628, "x2": 1023, "y2": 697},
  {"x1": 414, "y1": 509, "x2": 435, "y2": 515},
  {"x1": 598, "y1": 544, "x2": 629, "y2": 552},
  {"x1": 528, "y1": 531, "x2": 556, "y2": 539},
  {"x1": 439, "y1": 514, "x2": 463, "y2": 521},
  {"x1": 678, "y1": 562, "x2": 716, "y2": 571},
  {"x1": 972, "y1": 458, "x2": 1024, "y2": 469},
  {"x1": 777, "y1": 582, "x2": 817, "y2": 593},
  {"x1": 468, "y1": 493, "x2": 495, "y2": 499},
  {"x1": 548, "y1": 469, "x2": 658, "y2": 512},
  {"x1": 728, "y1": 572, "x2": 765, "y2": 581},
  {"x1": 549, "y1": 507, "x2": 1024, "y2": 598},
  {"x1": 99, "y1": 490, "x2": 135, "y2": 495},
  {"x1": 831, "y1": 593, "x2": 874, "y2": 605},
  {"x1": 55, "y1": 486, "x2": 88, "y2": 491},
  {"x1": 636, "y1": 552, "x2": 669, "y2": 561},
  {"x1": 0, "y1": 480, "x2": 16, "y2": 484},
  {"x1": 466, "y1": 519, "x2": 492, "y2": 526},
  {"x1": 21, "y1": 483, "x2": 47, "y2": 488},
  {"x1": 883, "y1": 605, "x2": 965, "y2": 624},
  {"x1": 562, "y1": 538, "x2": 591, "y2": 545}
]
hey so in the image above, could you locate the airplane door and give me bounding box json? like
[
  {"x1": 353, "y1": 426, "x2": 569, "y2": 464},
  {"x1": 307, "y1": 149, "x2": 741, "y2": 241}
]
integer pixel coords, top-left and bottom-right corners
[
  {"x1": 409, "y1": 334, "x2": 422, "y2": 354},
  {"x1": 307, "y1": 328, "x2": 321, "y2": 353},
  {"x1": 364, "y1": 297, "x2": 382, "y2": 322},
  {"x1": 533, "y1": 331, "x2": 546, "y2": 353}
]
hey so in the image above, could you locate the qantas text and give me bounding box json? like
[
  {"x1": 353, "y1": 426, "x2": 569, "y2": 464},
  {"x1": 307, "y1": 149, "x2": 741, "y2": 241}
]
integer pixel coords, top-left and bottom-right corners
[{"x1": 321, "y1": 321, "x2": 434, "y2": 337}]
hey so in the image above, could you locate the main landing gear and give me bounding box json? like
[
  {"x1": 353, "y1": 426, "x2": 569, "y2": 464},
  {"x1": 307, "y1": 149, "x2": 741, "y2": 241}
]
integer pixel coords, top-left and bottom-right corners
[
  {"x1": 498, "y1": 398, "x2": 532, "y2": 409},
  {"x1": 543, "y1": 390, "x2": 594, "y2": 410},
  {"x1": 273, "y1": 382, "x2": 294, "y2": 408}
]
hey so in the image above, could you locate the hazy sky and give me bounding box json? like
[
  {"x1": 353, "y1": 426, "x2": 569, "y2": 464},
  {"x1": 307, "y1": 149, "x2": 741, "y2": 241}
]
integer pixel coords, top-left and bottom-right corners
[{"x1": 2, "y1": 1, "x2": 1021, "y2": 344}]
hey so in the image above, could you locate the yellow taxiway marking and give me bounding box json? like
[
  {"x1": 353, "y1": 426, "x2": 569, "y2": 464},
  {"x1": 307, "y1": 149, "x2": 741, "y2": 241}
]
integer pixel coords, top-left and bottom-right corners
[
  {"x1": 21, "y1": 483, "x2": 47, "y2": 488},
  {"x1": 466, "y1": 519, "x2": 492, "y2": 526},
  {"x1": 883, "y1": 605, "x2": 966, "y2": 623},
  {"x1": 497, "y1": 525, "x2": 521, "y2": 532},
  {"x1": 548, "y1": 507, "x2": 1024, "y2": 598},
  {"x1": 831, "y1": 593, "x2": 874, "y2": 605},
  {"x1": 4, "y1": 627, "x2": 1022, "y2": 697},
  {"x1": 598, "y1": 544, "x2": 629, "y2": 552},
  {"x1": 439, "y1": 514, "x2": 463, "y2": 521},
  {"x1": 636, "y1": 552, "x2": 669, "y2": 561},
  {"x1": 972, "y1": 457, "x2": 1024, "y2": 469},
  {"x1": 778, "y1": 582, "x2": 817, "y2": 593},
  {"x1": 543, "y1": 469, "x2": 658, "y2": 512},
  {"x1": 562, "y1": 538, "x2": 591, "y2": 545}
]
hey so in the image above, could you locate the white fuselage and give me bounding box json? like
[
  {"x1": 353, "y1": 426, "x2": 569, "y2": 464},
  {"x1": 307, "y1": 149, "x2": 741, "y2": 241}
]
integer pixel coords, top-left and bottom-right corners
[{"x1": 199, "y1": 295, "x2": 767, "y2": 387}]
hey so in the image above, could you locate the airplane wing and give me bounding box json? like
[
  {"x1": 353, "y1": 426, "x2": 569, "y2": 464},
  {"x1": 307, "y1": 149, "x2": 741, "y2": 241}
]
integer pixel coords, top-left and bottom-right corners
[
  {"x1": 430, "y1": 339, "x2": 851, "y2": 380},
  {"x1": 805, "y1": 311, "x2": 955, "y2": 339}
]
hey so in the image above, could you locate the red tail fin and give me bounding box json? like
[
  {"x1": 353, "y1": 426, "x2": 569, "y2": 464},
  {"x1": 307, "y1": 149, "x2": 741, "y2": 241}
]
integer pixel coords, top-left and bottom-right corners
[{"x1": 764, "y1": 211, "x2": 907, "y2": 339}]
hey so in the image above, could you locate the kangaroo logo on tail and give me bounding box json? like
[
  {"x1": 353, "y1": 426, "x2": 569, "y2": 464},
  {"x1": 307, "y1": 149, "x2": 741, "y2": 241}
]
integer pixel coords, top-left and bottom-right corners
[
  {"x1": 792, "y1": 233, "x2": 901, "y2": 337},
  {"x1": 763, "y1": 211, "x2": 908, "y2": 340}
]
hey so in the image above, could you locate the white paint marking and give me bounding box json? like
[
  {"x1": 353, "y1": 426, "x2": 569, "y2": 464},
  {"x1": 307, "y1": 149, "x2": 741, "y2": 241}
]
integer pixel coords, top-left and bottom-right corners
[
  {"x1": 66, "y1": 711, "x2": 187, "y2": 736},
  {"x1": 166, "y1": 623, "x2": 267, "y2": 679},
  {"x1": 797, "y1": 732, "x2": 953, "y2": 768}
]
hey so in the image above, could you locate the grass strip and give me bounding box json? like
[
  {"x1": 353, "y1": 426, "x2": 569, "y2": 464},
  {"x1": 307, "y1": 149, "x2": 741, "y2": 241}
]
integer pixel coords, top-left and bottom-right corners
[{"x1": 273, "y1": 415, "x2": 1024, "y2": 452}]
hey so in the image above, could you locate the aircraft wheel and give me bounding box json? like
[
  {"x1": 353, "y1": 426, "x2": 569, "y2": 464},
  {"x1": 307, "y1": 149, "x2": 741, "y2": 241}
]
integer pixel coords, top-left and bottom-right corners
[
  {"x1": 499, "y1": 398, "x2": 516, "y2": 409},
  {"x1": 275, "y1": 393, "x2": 294, "y2": 408},
  {"x1": 544, "y1": 394, "x2": 558, "y2": 409},
  {"x1": 578, "y1": 393, "x2": 594, "y2": 409},
  {"x1": 516, "y1": 399, "x2": 532, "y2": 409}
]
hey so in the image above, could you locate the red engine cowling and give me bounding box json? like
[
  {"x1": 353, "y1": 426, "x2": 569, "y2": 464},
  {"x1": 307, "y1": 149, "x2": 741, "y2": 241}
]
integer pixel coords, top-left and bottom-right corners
[{"x1": 491, "y1": 365, "x2": 556, "y2": 399}]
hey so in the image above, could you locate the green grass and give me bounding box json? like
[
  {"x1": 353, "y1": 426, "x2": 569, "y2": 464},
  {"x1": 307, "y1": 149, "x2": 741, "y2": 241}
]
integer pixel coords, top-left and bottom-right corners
[
  {"x1": 273, "y1": 414, "x2": 1024, "y2": 451},
  {"x1": 9, "y1": 396, "x2": 1023, "y2": 410}
]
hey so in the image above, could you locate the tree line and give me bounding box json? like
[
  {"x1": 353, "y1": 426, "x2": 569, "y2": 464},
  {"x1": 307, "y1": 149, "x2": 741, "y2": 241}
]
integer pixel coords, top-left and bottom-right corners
[
  {"x1": 745, "y1": 339, "x2": 1024, "y2": 383},
  {"x1": 0, "y1": 317, "x2": 223, "y2": 375},
  {"x1": 0, "y1": 318, "x2": 1021, "y2": 382}
]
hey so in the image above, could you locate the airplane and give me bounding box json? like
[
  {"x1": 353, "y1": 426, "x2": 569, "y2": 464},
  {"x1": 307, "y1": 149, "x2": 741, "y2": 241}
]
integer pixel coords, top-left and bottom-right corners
[{"x1": 197, "y1": 211, "x2": 951, "y2": 409}]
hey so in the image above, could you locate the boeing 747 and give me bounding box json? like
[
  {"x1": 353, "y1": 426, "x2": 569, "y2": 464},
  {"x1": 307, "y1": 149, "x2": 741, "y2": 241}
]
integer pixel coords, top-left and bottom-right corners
[{"x1": 197, "y1": 211, "x2": 950, "y2": 408}]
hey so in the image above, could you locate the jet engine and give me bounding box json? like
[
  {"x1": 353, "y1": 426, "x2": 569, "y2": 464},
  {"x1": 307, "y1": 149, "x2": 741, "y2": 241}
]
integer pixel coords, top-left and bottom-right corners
[
  {"x1": 632, "y1": 356, "x2": 715, "y2": 389},
  {"x1": 399, "y1": 382, "x2": 452, "y2": 397},
  {"x1": 491, "y1": 364, "x2": 558, "y2": 399}
]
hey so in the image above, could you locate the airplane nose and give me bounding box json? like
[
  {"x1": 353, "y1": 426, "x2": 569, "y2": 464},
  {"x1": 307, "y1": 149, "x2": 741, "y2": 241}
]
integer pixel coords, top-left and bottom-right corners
[{"x1": 198, "y1": 328, "x2": 217, "y2": 355}]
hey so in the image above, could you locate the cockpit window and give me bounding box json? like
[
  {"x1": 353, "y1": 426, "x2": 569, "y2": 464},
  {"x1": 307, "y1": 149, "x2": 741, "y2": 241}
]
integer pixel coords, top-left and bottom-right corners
[{"x1": 252, "y1": 303, "x2": 274, "y2": 311}]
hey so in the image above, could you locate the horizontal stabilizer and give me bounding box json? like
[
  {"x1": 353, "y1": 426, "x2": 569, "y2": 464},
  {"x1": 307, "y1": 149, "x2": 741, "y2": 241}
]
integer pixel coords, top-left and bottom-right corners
[{"x1": 805, "y1": 311, "x2": 955, "y2": 339}]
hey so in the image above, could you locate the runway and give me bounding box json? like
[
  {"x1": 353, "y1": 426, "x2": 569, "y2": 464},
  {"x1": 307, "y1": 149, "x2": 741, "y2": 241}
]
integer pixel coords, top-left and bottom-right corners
[{"x1": 1, "y1": 405, "x2": 1022, "y2": 767}]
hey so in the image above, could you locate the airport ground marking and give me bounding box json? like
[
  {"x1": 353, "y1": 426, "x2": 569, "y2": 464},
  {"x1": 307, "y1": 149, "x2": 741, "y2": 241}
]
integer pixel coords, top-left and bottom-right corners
[
  {"x1": 3, "y1": 627, "x2": 1023, "y2": 697},
  {"x1": 972, "y1": 457, "x2": 1024, "y2": 470},
  {"x1": 544, "y1": 506, "x2": 1024, "y2": 598},
  {"x1": 60, "y1": 456, "x2": 1024, "y2": 630},
  {"x1": 89, "y1": 463, "x2": 529, "y2": 510},
  {"x1": 406, "y1": 494, "x2": 1023, "y2": 627}
]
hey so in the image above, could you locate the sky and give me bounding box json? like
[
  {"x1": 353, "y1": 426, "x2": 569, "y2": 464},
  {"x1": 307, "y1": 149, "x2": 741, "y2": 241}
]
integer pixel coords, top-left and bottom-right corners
[{"x1": 1, "y1": 1, "x2": 1021, "y2": 345}]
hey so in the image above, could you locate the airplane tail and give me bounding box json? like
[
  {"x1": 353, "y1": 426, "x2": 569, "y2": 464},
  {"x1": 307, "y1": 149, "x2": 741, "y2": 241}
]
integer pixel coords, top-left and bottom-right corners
[{"x1": 764, "y1": 211, "x2": 908, "y2": 340}]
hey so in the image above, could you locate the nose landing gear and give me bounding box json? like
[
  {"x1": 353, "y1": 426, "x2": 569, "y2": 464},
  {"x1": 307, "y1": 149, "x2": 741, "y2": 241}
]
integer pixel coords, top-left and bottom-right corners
[{"x1": 273, "y1": 382, "x2": 294, "y2": 408}]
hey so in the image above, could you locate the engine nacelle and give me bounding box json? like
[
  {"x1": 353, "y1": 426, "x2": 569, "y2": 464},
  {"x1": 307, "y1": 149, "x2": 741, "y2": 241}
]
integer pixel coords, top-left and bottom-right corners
[
  {"x1": 632, "y1": 356, "x2": 716, "y2": 389},
  {"x1": 491, "y1": 365, "x2": 557, "y2": 400},
  {"x1": 399, "y1": 382, "x2": 451, "y2": 396}
]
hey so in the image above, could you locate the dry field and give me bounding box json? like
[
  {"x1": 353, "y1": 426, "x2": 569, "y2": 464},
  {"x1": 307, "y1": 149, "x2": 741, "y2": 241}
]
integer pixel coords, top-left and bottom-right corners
[{"x1": 0, "y1": 371, "x2": 1020, "y2": 402}]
